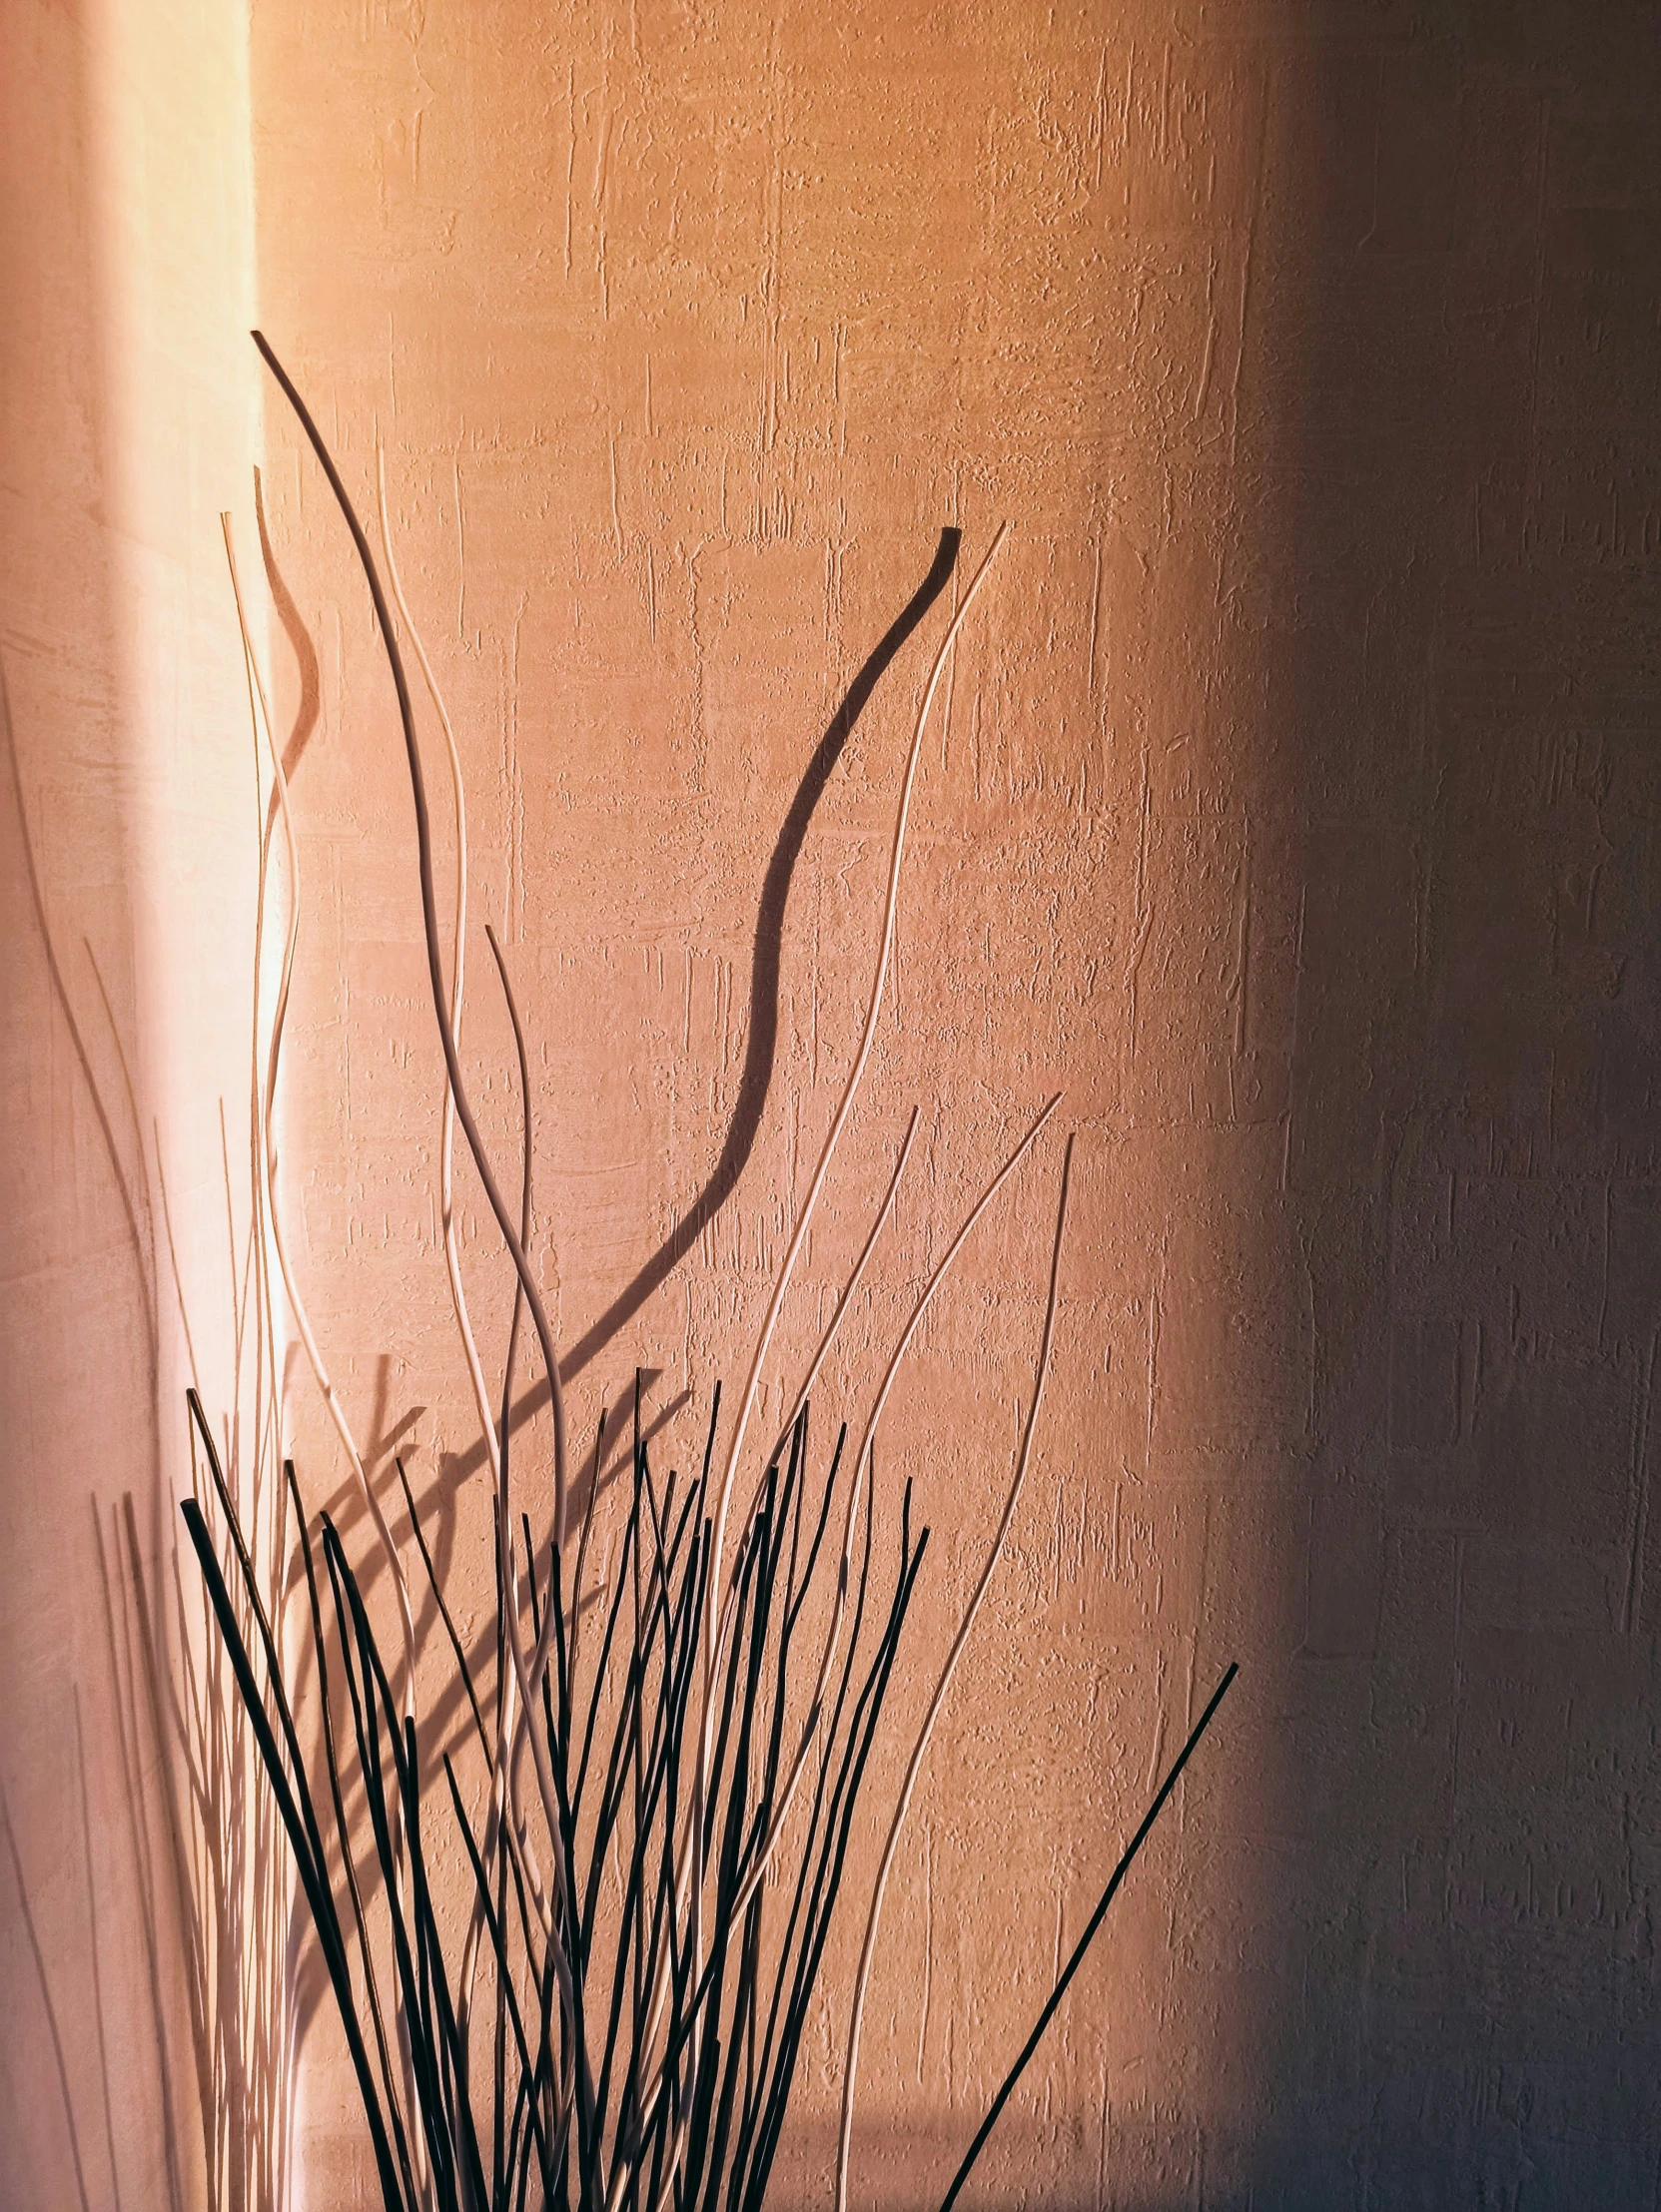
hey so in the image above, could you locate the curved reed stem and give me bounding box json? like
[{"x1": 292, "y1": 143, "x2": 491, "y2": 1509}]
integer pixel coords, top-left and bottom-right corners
[
  {"x1": 724, "y1": 1091, "x2": 1062, "y2": 1927},
  {"x1": 709, "y1": 1106, "x2": 921, "y2": 1635},
  {"x1": 704, "y1": 524, "x2": 1012, "y2": 1674},
  {"x1": 374, "y1": 450, "x2": 503, "y2": 1492},
  {"x1": 374, "y1": 458, "x2": 552, "y2": 2063},
  {"x1": 253, "y1": 333, "x2": 571, "y2": 1555},
  {"x1": 836, "y1": 1133, "x2": 1074, "y2": 2212},
  {"x1": 687, "y1": 526, "x2": 1011, "y2": 2080},
  {"x1": 629, "y1": 1097, "x2": 1061, "y2": 2131},
  {"x1": 221, "y1": 514, "x2": 417, "y2": 1708},
  {"x1": 764, "y1": 1106, "x2": 920, "y2": 1477},
  {"x1": 222, "y1": 511, "x2": 427, "y2": 2203}
]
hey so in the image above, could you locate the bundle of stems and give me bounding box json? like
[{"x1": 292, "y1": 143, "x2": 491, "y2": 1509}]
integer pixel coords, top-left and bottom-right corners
[
  {"x1": 187, "y1": 1373, "x2": 931, "y2": 2212},
  {"x1": 184, "y1": 332, "x2": 1235, "y2": 2212}
]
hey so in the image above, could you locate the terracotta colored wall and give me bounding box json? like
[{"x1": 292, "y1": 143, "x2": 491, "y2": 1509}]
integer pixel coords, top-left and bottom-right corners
[
  {"x1": 253, "y1": 3, "x2": 1661, "y2": 2205},
  {"x1": 1, "y1": 2, "x2": 257, "y2": 2203},
  {"x1": 4, "y1": 1, "x2": 1645, "y2": 2207}
]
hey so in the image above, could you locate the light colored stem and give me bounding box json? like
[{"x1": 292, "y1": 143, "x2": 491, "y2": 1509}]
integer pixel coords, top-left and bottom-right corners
[
  {"x1": 374, "y1": 452, "x2": 499, "y2": 1491},
  {"x1": 221, "y1": 515, "x2": 417, "y2": 1712},
  {"x1": 222, "y1": 513, "x2": 426, "y2": 2205},
  {"x1": 835, "y1": 1133, "x2": 1074, "y2": 2212},
  {"x1": 628, "y1": 1094, "x2": 1060, "y2": 2149},
  {"x1": 714, "y1": 1105, "x2": 920, "y2": 1640},
  {"x1": 373, "y1": 466, "x2": 583, "y2": 2128},
  {"x1": 703, "y1": 525, "x2": 1011, "y2": 1684},
  {"x1": 765, "y1": 1106, "x2": 920, "y2": 1475},
  {"x1": 686, "y1": 526, "x2": 1012, "y2": 2074},
  {"x1": 724, "y1": 1090, "x2": 1061, "y2": 1928}
]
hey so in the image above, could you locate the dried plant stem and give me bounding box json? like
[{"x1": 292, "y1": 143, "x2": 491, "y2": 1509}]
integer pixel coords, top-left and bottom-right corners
[
  {"x1": 764, "y1": 1106, "x2": 920, "y2": 1477},
  {"x1": 473, "y1": 922, "x2": 586, "y2": 2104},
  {"x1": 836, "y1": 1135, "x2": 1074, "y2": 2212},
  {"x1": 254, "y1": 334, "x2": 594, "y2": 2152},
  {"x1": 374, "y1": 452, "x2": 501, "y2": 1489},
  {"x1": 684, "y1": 525, "x2": 1011, "y2": 2112},
  {"x1": 716, "y1": 1105, "x2": 920, "y2": 1667},
  {"x1": 224, "y1": 509, "x2": 426, "y2": 2201},
  {"x1": 704, "y1": 524, "x2": 1012, "y2": 1678},
  {"x1": 253, "y1": 333, "x2": 571, "y2": 1556},
  {"x1": 221, "y1": 513, "x2": 416, "y2": 1710},
  {"x1": 725, "y1": 1091, "x2": 1062, "y2": 1929},
  {"x1": 937, "y1": 1660, "x2": 1241, "y2": 2212},
  {"x1": 374, "y1": 461, "x2": 543, "y2": 2058}
]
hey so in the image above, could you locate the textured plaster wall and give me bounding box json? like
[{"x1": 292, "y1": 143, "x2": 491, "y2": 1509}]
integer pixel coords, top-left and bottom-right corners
[
  {"x1": 245, "y1": 2, "x2": 1661, "y2": 2207},
  {"x1": 1, "y1": 0, "x2": 258, "y2": 2203}
]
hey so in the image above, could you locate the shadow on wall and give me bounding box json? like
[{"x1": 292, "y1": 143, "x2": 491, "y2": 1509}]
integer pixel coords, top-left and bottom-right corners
[
  {"x1": 232, "y1": 10, "x2": 1661, "y2": 2199},
  {"x1": 0, "y1": 672, "x2": 172, "y2": 2212},
  {"x1": 14, "y1": 5, "x2": 1659, "y2": 2206},
  {"x1": 0, "y1": 14, "x2": 170, "y2": 2210},
  {"x1": 279, "y1": 515, "x2": 960, "y2": 1610},
  {"x1": 244, "y1": 519, "x2": 967, "y2": 2080},
  {"x1": 1244, "y1": 12, "x2": 1661, "y2": 2206},
  {"x1": 420, "y1": 525, "x2": 966, "y2": 1490},
  {"x1": 3, "y1": 4, "x2": 268, "y2": 2207}
]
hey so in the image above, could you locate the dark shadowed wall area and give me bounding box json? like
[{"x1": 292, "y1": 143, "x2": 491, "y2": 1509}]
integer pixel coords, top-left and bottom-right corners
[
  {"x1": 1257, "y1": 8, "x2": 1661, "y2": 2202},
  {"x1": 1201, "y1": 0, "x2": 1661, "y2": 2199}
]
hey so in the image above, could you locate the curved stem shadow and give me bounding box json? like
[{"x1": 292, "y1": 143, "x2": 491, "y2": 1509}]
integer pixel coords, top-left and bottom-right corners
[
  {"x1": 254, "y1": 461, "x2": 321, "y2": 811},
  {"x1": 450, "y1": 526, "x2": 962, "y2": 1484}
]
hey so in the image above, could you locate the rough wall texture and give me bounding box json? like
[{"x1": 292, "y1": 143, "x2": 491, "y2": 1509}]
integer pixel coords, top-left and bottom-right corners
[
  {"x1": 1, "y1": 1, "x2": 257, "y2": 2203},
  {"x1": 244, "y1": 2, "x2": 1661, "y2": 2207}
]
